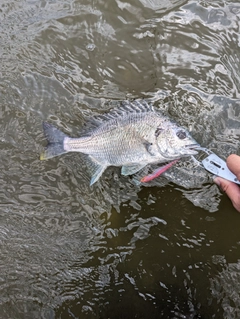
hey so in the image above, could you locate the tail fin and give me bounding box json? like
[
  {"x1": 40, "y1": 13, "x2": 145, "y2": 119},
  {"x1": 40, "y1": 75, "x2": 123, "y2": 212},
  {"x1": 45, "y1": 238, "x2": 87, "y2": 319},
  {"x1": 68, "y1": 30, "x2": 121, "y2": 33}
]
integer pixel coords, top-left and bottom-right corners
[{"x1": 40, "y1": 122, "x2": 69, "y2": 160}]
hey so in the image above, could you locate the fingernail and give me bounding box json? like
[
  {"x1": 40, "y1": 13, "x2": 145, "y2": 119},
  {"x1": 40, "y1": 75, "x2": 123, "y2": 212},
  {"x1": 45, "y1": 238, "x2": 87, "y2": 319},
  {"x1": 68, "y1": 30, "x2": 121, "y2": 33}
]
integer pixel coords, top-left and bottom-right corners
[{"x1": 213, "y1": 177, "x2": 221, "y2": 187}]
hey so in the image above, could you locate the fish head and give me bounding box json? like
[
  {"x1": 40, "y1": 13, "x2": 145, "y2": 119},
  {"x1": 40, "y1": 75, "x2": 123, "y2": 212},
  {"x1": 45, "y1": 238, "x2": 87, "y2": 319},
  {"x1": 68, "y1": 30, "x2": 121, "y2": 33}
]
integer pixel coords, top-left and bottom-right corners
[{"x1": 155, "y1": 123, "x2": 200, "y2": 158}]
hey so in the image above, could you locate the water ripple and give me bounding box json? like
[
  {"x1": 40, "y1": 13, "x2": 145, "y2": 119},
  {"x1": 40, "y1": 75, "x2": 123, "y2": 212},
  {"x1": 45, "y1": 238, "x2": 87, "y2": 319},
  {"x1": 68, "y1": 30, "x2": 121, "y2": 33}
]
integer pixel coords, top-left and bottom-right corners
[{"x1": 1, "y1": 0, "x2": 240, "y2": 318}]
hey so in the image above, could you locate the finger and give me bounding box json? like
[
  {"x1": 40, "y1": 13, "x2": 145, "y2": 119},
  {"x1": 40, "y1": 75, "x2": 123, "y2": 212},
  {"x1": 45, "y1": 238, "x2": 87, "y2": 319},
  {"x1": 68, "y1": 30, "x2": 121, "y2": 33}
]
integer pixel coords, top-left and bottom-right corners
[
  {"x1": 214, "y1": 176, "x2": 240, "y2": 212},
  {"x1": 226, "y1": 154, "x2": 240, "y2": 180}
]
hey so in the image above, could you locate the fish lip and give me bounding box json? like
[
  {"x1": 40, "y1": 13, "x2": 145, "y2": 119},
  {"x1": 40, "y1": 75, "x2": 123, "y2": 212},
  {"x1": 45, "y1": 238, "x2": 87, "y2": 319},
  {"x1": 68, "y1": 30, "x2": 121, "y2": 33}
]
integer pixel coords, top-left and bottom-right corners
[
  {"x1": 184, "y1": 143, "x2": 200, "y2": 155},
  {"x1": 185, "y1": 143, "x2": 200, "y2": 150},
  {"x1": 187, "y1": 143, "x2": 200, "y2": 147}
]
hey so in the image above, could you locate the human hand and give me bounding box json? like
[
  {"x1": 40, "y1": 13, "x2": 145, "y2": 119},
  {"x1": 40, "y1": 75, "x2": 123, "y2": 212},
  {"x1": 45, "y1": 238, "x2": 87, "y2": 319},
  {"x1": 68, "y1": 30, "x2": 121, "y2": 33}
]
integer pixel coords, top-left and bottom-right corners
[{"x1": 214, "y1": 154, "x2": 240, "y2": 212}]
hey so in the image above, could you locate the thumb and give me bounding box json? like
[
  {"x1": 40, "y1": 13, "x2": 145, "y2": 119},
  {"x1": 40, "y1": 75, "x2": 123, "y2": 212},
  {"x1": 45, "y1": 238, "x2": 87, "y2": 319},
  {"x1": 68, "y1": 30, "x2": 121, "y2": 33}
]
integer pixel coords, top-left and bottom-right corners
[{"x1": 214, "y1": 177, "x2": 240, "y2": 212}]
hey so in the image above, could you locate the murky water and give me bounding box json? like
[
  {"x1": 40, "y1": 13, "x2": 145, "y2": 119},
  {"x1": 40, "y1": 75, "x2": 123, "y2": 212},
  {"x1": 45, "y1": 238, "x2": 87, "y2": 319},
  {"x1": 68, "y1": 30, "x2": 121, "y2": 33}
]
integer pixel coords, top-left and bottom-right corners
[{"x1": 1, "y1": 0, "x2": 240, "y2": 318}]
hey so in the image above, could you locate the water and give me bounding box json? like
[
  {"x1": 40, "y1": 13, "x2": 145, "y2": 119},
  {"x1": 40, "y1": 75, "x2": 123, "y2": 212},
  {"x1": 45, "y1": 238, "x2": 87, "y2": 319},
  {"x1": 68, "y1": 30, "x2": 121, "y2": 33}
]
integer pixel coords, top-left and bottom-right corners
[{"x1": 1, "y1": 0, "x2": 240, "y2": 318}]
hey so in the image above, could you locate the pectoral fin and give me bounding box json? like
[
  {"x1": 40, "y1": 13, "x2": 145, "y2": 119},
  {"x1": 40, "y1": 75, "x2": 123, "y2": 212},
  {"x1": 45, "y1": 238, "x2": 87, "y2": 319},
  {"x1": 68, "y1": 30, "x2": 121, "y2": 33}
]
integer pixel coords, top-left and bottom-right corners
[{"x1": 121, "y1": 163, "x2": 146, "y2": 176}]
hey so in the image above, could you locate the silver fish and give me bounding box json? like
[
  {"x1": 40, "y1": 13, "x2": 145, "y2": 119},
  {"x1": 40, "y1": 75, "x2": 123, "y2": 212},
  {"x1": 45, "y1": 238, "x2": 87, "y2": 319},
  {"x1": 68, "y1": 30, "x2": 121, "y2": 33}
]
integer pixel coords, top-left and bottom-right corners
[{"x1": 40, "y1": 100, "x2": 199, "y2": 185}]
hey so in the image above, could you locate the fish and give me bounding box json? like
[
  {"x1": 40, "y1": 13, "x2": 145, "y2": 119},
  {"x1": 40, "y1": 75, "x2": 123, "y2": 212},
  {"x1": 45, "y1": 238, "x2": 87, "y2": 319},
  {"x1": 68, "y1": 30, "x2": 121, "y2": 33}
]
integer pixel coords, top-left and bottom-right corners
[{"x1": 40, "y1": 100, "x2": 200, "y2": 185}]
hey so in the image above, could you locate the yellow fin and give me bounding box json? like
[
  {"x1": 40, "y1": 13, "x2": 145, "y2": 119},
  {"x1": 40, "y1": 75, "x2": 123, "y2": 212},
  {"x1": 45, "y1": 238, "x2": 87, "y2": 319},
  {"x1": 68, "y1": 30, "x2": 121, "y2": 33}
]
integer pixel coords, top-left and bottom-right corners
[{"x1": 40, "y1": 152, "x2": 46, "y2": 160}]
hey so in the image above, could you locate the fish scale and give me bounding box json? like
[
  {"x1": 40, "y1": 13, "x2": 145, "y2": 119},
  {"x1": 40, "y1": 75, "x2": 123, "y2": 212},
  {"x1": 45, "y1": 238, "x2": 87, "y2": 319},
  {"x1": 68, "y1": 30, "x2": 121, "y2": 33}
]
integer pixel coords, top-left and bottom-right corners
[{"x1": 41, "y1": 100, "x2": 200, "y2": 185}]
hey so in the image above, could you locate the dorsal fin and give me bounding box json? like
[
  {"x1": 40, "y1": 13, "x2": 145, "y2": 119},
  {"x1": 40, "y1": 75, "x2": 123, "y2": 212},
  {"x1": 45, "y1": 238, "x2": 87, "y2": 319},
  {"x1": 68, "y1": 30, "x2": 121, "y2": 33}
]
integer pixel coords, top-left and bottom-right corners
[
  {"x1": 88, "y1": 100, "x2": 155, "y2": 124},
  {"x1": 80, "y1": 99, "x2": 155, "y2": 134},
  {"x1": 119, "y1": 100, "x2": 154, "y2": 114}
]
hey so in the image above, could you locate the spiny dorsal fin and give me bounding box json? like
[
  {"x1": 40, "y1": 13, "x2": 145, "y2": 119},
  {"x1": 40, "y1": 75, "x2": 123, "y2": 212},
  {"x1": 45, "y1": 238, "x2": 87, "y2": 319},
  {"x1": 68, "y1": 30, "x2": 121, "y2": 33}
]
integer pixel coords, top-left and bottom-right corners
[
  {"x1": 119, "y1": 100, "x2": 155, "y2": 114},
  {"x1": 80, "y1": 99, "x2": 156, "y2": 135},
  {"x1": 88, "y1": 100, "x2": 155, "y2": 124}
]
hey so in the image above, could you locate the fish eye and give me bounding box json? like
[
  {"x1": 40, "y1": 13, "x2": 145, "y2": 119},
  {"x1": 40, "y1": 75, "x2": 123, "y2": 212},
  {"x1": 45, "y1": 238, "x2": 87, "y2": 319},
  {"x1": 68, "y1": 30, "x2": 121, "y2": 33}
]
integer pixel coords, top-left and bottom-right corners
[{"x1": 176, "y1": 130, "x2": 187, "y2": 139}]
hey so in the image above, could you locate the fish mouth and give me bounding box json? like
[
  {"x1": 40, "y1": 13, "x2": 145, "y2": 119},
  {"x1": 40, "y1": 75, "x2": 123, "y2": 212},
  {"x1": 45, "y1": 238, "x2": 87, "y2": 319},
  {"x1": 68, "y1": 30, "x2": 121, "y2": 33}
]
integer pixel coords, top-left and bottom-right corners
[{"x1": 184, "y1": 143, "x2": 201, "y2": 155}]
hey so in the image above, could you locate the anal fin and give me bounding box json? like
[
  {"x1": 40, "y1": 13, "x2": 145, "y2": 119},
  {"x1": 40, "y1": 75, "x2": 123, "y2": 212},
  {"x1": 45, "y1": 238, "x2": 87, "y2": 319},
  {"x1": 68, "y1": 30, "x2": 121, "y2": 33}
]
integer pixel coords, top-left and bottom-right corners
[{"x1": 87, "y1": 156, "x2": 107, "y2": 186}]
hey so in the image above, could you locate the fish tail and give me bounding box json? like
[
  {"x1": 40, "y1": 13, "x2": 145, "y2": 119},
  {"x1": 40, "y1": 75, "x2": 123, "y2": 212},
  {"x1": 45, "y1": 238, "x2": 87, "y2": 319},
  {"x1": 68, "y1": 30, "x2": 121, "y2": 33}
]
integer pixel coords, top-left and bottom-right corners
[{"x1": 40, "y1": 122, "x2": 69, "y2": 160}]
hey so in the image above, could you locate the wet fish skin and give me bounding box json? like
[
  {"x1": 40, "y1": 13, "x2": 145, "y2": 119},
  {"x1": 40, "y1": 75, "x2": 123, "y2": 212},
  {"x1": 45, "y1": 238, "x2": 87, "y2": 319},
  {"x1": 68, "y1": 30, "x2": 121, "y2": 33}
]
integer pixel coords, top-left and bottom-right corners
[{"x1": 41, "y1": 100, "x2": 199, "y2": 185}]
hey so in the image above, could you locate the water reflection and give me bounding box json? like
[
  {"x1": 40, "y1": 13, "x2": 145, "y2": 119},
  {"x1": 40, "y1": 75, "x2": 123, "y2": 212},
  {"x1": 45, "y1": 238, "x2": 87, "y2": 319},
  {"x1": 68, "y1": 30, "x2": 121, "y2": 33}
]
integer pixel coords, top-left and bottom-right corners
[{"x1": 1, "y1": 0, "x2": 240, "y2": 318}]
